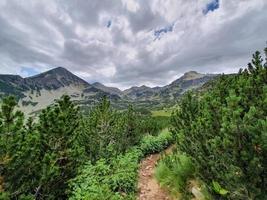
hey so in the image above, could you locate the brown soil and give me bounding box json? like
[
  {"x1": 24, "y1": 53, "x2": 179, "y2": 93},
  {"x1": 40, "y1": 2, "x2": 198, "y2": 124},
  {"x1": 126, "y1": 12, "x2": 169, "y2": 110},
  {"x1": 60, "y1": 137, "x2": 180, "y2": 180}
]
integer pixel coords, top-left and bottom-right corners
[{"x1": 137, "y1": 146, "x2": 174, "y2": 200}]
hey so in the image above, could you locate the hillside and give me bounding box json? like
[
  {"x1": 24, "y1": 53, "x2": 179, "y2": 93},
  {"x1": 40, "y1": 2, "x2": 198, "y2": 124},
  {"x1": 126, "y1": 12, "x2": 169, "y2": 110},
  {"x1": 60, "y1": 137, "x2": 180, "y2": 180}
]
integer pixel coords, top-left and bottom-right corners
[
  {"x1": 0, "y1": 67, "x2": 121, "y2": 115},
  {"x1": 0, "y1": 68, "x2": 217, "y2": 115},
  {"x1": 92, "y1": 82, "x2": 123, "y2": 96}
]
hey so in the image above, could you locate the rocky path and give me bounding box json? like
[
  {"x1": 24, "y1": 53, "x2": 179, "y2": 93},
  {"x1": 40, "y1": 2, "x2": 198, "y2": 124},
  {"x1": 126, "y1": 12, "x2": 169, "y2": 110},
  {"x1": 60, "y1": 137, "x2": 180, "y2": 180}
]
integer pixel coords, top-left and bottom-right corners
[{"x1": 137, "y1": 146, "x2": 174, "y2": 200}]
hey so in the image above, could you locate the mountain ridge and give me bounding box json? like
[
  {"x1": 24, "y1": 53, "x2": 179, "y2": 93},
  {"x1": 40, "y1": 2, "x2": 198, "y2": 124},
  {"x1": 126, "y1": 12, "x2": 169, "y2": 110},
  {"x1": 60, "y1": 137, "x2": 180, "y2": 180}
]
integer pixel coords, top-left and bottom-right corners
[{"x1": 0, "y1": 67, "x2": 219, "y2": 115}]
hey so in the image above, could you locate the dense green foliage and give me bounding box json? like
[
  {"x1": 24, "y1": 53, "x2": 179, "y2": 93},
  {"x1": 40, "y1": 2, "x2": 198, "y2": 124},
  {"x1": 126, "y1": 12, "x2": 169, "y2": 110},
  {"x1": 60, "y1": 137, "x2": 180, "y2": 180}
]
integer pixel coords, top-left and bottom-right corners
[
  {"x1": 79, "y1": 98, "x2": 141, "y2": 162},
  {"x1": 68, "y1": 130, "x2": 173, "y2": 200},
  {"x1": 168, "y1": 49, "x2": 267, "y2": 199},
  {"x1": 0, "y1": 93, "x2": 173, "y2": 199},
  {"x1": 138, "y1": 116, "x2": 170, "y2": 136},
  {"x1": 0, "y1": 96, "x2": 86, "y2": 199}
]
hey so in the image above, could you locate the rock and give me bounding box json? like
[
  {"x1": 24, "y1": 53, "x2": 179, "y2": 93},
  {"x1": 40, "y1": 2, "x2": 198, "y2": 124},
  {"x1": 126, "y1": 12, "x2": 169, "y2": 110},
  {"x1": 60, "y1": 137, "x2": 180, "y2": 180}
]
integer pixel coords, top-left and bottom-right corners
[{"x1": 192, "y1": 186, "x2": 205, "y2": 200}]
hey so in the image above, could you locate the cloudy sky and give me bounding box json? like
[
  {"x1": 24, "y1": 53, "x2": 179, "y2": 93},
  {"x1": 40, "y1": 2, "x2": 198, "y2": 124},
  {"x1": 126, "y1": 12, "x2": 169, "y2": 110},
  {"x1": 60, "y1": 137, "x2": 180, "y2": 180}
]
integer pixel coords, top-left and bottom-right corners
[{"x1": 0, "y1": 0, "x2": 266, "y2": 89}]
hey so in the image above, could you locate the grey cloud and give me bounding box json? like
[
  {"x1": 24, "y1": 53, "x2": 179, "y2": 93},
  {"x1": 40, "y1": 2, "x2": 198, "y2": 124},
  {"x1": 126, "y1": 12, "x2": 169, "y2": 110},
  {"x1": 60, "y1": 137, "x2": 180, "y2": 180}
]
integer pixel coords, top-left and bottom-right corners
[{"x1": 0, "y1": 0, "x2": 266, "y2": 89}]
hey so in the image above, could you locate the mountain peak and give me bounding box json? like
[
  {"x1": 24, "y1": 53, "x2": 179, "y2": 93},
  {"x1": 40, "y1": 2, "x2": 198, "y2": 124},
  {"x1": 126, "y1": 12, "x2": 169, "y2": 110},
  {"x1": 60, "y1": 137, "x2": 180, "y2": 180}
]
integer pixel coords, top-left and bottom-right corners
[
  {"x1": 184, "y1": 70, "x2": 200, "y2": 75},
  {"x1": 50, "y1": 66, "x2": 69, "y2": 73},
  {"x1": 39, "y1": 66, "x2": 72, "y2": 76},
  {"x1": 26, "y1": 67, "x2": 89, "y2": 90},
  {"x1": 182, "y1": 71, "x2": 204, "y2": 80}
]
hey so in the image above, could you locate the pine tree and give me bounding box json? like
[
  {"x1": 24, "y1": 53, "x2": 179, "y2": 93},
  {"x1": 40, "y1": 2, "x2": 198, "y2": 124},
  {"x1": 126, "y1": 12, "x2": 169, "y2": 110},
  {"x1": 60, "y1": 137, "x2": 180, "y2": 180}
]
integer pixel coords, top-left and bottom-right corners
[
  {"x1": 119, "y1": 105, "x2": 141, "y2": 152},
  {"x1": 0, "y1": 96, "x2": 24, "y2": 137},
  {"x1": 0, "y1": 96, "x2": 40, "y2": 199},
  {"x1": 35, "y1": 95, "x2": 84, "y2": 199},
  {"x1": 82, "y1": 96, "x2": 121, "y2": 161}
]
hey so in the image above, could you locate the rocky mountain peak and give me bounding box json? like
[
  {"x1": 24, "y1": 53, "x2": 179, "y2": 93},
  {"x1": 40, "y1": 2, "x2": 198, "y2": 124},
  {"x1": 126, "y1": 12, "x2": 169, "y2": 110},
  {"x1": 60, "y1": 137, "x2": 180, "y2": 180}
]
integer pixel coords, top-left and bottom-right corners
[
  {"x1": 181, "y1": 71, "x2": 205, "y2": 80},
  {"x1": 26, "y1": 67, "x2": 89, "y2": 90}
]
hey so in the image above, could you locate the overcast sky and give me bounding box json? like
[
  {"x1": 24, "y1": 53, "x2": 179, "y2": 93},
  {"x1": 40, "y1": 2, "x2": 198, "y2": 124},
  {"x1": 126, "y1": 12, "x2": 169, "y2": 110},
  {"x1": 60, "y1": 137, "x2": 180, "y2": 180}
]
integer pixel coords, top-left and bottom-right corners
[{"x1": 0, "y1": 0, "x2": 266, "y2": 89}]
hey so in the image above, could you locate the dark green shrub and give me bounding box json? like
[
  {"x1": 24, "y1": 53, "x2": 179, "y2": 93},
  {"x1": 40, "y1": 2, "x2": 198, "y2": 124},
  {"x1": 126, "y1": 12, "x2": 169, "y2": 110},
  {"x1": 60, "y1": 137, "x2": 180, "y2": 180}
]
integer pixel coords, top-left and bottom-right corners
[
  {"x1": 171, "y1": 49, "x2": 267, "y2": 199},
  {"x1": 68, "y1": 130, "x2": 174, "y2": 200}
]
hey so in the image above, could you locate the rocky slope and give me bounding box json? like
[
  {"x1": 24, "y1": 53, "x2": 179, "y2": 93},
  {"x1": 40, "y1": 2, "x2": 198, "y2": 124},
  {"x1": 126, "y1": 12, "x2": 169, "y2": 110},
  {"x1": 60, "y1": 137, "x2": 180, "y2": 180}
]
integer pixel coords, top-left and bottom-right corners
[
  {"x1": 123, "y1": 71, "x2": 217, "y2": 102},
  {"x1": 0, "y1": 67, "x2": 218, "y2": 115},
  {"x1": 92, "y1": 82, "x2": 123, "y2": 96},
  {"x1": 0, "y1": 67, "x2": 121, "y2": 115}
]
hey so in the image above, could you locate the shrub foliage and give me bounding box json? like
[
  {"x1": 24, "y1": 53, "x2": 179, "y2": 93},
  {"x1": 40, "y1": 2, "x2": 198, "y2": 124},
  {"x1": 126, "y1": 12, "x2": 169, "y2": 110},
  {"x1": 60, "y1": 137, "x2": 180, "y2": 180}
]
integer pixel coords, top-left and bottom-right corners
[
  {"x1": 0, "y1": 93, "x2": 173, "y2": 199},
  {"x1": 170, "y1": 49, "x2": 267, "y2": 199}
]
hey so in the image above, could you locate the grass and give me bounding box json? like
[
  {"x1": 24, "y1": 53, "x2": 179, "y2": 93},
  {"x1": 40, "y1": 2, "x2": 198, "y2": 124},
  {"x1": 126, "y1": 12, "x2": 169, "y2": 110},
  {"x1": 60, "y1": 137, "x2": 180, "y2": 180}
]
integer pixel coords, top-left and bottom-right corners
[
  {"x1": 151, "y1": 110, "x2": 172, "y2": 117},
  {"x1": 155, "y1": 153, "x2": 195, "y2": 198},
  {"x1": 151, "y1": 105, "x2": 180, "y2": 117},
  {"x1": 155, "y1": 152, "x2": 213, "y2": 199}
]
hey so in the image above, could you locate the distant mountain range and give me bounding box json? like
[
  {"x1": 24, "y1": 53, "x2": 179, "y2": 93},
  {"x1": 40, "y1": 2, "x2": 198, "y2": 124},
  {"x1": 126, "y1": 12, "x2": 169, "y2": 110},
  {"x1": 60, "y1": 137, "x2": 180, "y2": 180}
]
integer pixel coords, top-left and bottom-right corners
[{"x1": 0, "y1": 67, "x2": 218, "y2": 115}]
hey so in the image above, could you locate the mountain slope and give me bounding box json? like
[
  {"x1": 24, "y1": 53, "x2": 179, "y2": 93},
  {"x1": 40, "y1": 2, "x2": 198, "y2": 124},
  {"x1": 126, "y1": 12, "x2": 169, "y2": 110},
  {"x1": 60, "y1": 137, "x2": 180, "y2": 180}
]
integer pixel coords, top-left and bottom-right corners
[
  {"x1": 0, "y1": 67, "x2": 122, "y2": 115},
  {"x1": 0, "y1": 67, "x2": 218, "y2": 114},
  {"x1": 0, "y1": 75, "x2": 31, "y2": 99},
  {"x1": 123, "y1": 71, "x2": 218, "y2": 102},
  {"x1": 161, "y1": 71, "x2": 217, "y2": 98},
  {"x1": 123, "y1": 85, "x2": 158, "y2": 100},
  {"x1": 26, "y1": 67, "x2": 90, "y2": 90},
  {"x1": 92, "y1": 82, "x2": 123, "y2": 96}
]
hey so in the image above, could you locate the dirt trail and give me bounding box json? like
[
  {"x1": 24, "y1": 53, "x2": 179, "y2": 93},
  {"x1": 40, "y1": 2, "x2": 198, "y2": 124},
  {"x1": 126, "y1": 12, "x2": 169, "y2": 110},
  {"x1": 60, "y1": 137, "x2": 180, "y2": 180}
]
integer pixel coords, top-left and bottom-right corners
[{"x1": 137, "y1": 146, "x2": 174, "y2": 200}]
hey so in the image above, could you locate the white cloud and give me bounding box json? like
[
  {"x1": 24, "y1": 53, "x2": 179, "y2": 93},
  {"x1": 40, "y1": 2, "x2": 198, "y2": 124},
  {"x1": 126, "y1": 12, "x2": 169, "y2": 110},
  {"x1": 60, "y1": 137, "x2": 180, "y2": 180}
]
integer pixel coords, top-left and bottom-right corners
[{"x1": 121, "y1": 0, "x2": 140, "y2": 12}]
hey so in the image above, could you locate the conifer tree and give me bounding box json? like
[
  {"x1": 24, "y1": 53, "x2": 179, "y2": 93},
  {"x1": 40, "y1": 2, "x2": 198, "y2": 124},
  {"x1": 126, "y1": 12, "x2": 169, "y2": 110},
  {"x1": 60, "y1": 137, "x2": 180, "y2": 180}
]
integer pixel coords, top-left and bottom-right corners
[
  {"x1": 119, "y1": 105, "x2": 141, "y2": 152},
  {"x1": 35, "y1": 95, "x2": 84, "y2": 199},
  {"x1": 82, "y1": 96, "x2": 122, "y2": 160}
]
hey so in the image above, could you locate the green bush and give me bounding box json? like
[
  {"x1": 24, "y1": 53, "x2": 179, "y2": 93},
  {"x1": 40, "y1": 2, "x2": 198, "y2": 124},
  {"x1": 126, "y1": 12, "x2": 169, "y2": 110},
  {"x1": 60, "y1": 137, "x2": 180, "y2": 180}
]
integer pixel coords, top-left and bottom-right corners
[
  {"x1": 138, "y1": 116, "x2": 170, "y2": 136},
  {"x1": 140, "y1": 130, "x2": 173, "y2": 155},
  {"x1": 0, "y1": 96, "x2": 146, "y2": 199},
  {"x1": 170, "y1": 49, "x2": 267, "y2": 199},
  {"x1": 68, "y1": 131, "x2": 173, "y2": 200}
]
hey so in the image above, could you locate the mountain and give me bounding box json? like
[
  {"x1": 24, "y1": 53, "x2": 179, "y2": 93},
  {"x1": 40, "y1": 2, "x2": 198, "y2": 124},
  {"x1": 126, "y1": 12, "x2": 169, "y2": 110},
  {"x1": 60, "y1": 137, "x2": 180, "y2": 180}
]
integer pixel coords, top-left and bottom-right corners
[
  {"x1": 123, "y1": 85, "x2": 158, "y2": 100},
  {"x1": 0, "y1": 75, "x2": 31, "y2": 99},
  {"x1": 122, "y1": 71, "x2": 218, "y2": 103},
  {"x1": 92, "y1": 82, "x2": 123, "y2": 96},
  {"x1": 26, "y1": 67, "x2": 89, "y2": 90},
  {"x1": 0, "y1": 67, "x2": 218, "y2": 115},
  {"x1": 160, "y1": 71, "x2": 217, "y2": 98},
  {"x1": 0, "y1": 67, "x2": 122, "y2": 115}
]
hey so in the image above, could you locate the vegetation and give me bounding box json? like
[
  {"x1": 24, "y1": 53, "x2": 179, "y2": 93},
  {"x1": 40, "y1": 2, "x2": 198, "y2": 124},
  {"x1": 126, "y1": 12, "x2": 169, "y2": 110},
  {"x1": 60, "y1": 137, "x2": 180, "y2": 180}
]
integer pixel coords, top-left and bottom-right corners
[
  {"x1": 151, "y1": 109, "x2": 172, "y2": 117},
  {"x1": 68, "y1": 130, "x2": 173, "y2": 200},
  {"x1": 155, "y1": 153, "x2": 195, "y2": 198},
  {"x1": 156, "y1": 48, "x2": 267, "y2": 199},
  {"x1": 1, "y1": 46, "x2": 266, "y2": 200},
  {"x1": 0, "y1": 92, "x2": 173, "y2": 199}
]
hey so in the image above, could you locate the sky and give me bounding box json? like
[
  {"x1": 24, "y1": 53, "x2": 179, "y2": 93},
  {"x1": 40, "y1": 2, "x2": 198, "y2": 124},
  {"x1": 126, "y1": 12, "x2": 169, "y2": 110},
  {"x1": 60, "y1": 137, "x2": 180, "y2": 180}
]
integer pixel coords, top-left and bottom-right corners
[{"x1": 0, "y1": 0, "x2": 266, "y2": 89}]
